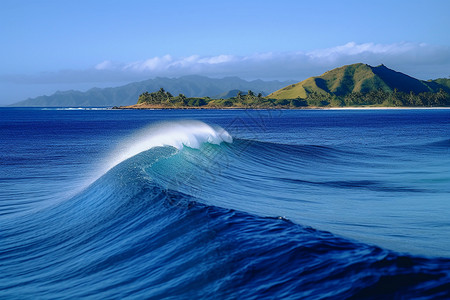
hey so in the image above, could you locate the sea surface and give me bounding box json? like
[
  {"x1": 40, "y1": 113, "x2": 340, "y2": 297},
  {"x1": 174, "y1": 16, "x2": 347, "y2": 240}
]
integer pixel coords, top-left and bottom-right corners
[{"x1": 1, "y1": 107, "x2": 449, "y2": 299}]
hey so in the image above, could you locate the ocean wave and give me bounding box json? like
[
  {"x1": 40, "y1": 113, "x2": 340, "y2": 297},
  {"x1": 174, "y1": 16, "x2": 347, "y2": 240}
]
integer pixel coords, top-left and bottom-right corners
[
  {"x1": 424, "y1": 138, "x2": 450, "y2": 148},
  {"x1": 102, "y1": 120, "x2": 232, "y2": 173},
  {"x1": 1, "y1": 152, "x2": 449, "y2": 298}
]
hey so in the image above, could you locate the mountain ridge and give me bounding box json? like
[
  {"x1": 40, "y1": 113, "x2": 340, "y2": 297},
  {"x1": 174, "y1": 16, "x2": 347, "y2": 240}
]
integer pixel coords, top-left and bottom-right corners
[
  {"x1": 269, "y1": 63, "x2": 450, "y2": 99},
  {"x1": 9, "y1": 76, "x2": 295, "y2": 107}
]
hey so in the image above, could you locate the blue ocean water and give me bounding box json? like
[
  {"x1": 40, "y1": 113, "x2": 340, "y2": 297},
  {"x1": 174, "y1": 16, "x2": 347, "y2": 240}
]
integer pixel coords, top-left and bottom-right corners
[{"x1": 0, "y1": 107, "x2": 449, "y2": 299}]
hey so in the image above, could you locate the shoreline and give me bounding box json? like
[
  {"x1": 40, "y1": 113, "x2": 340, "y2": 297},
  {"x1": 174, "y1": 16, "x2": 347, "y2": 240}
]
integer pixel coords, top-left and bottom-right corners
[
  {"x1": 114, "y1": 104, "x2": 450, "y2": 110},
  {"x1": 322, "y1": 106, "x2": 450, "y2": 110}
]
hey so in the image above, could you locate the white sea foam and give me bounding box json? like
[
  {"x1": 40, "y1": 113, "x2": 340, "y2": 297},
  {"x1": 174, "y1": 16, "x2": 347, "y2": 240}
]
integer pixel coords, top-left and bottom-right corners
[{"x1": 104, "y1": 120, "x2": 232, "y2": 172}]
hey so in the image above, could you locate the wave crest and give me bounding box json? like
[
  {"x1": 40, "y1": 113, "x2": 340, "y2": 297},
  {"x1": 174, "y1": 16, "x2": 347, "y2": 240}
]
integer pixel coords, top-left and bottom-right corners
[{"x1": 104, "y1": 120, "x2": 232, "y2": 171}]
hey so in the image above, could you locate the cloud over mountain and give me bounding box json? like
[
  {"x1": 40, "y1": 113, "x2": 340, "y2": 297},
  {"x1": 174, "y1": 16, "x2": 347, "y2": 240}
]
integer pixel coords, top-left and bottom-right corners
[{"x1": 90, "y1": 42, "x2": 450, "y2": 79}]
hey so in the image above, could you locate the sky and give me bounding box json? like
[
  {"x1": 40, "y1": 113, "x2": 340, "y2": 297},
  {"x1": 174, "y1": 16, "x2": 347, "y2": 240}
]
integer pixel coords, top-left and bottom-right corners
[{"x1": 1, "y1": 0, "x2": 449, "y2": 105}]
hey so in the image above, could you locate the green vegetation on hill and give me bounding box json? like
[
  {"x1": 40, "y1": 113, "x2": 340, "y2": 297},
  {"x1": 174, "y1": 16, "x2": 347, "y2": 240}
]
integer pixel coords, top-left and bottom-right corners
[
  {"x1": 269, "y1": 63, "x2": 450, "y2": 102},
  {"x1": 263, "y1": 63, "x2": 450, "y2": 107},
  {"x1": 304, "y1": 89, "x2": 449, "y2": 107}
]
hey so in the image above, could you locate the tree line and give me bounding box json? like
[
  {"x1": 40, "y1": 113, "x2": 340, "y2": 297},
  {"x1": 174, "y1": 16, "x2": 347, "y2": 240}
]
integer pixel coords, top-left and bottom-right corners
[
  {"x1": 137, "y1": 88, "x2": 270, "y2": 108},
  {"x1": 136, "y1": 88, "x2": 450, "y2": 108},
  {"x1": 307, "y1": 89, "x2": 450, "y2": 107}
]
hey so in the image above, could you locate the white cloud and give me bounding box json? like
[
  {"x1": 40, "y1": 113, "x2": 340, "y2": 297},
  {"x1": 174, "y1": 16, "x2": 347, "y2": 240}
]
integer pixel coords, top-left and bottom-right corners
[
  {"x1": 94, "y1": 60, "x2": 115, "y2": 70},
  {"x1": 307, "y1": 42, "x2": 409, "y2": 58},
  {"x1": 116, "y1": 54, "x2": 236, "y2": 73},
  {"x1": 198, "y1": 54, "x2": 235, "y2": 64},
  {"x1": 124, "y1": 55, "x2": 173, "y2": 71}
]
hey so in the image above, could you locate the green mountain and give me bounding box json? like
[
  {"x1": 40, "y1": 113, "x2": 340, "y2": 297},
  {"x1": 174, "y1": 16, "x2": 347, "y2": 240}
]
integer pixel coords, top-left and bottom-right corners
[
  {"x1": 270, "y1": 63, "x2": 450, "y2": 99},
  {"x1": 9, "y1": 75, "x2": 294, "y2": 107}
]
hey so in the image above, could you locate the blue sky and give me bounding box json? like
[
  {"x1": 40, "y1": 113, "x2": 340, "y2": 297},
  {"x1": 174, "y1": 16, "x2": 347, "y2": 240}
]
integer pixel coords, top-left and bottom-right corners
[{"x1": 1, "y1": 0, "x2": 449, "y2": 104}]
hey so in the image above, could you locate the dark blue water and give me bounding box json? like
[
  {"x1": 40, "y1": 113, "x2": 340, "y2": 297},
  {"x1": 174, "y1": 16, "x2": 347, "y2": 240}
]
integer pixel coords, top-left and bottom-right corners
[{"x1": 1, "y1": 107, "x2": 449, "y2": 299}]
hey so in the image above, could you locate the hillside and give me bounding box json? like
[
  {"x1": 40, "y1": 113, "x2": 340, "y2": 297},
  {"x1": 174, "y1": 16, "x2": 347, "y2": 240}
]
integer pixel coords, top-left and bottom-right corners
[
  {"x1": 9, "y1": 76, "x2": 294, "y2": 107},
  {"x1": 270, "y1": 63, "x2": 450, "y2": 99},
  {"x1": 125, "y1": 76, "x2": 450, "y2": 109}
]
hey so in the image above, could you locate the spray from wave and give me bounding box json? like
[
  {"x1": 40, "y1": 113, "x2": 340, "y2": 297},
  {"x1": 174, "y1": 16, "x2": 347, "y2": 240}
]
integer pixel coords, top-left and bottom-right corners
[
  {"x1": 105, "y1": 120, "x2": 232, "y2": 171},
  {"x1": 93, "y1": 120, "x2": 233, "y2": 180}
]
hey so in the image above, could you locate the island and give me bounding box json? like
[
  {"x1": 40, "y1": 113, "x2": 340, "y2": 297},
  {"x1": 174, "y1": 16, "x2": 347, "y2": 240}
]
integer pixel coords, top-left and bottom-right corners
[{"x1": 116, "y1": 63, "x2": 450, "y2": 109}]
